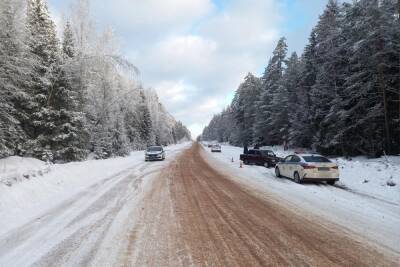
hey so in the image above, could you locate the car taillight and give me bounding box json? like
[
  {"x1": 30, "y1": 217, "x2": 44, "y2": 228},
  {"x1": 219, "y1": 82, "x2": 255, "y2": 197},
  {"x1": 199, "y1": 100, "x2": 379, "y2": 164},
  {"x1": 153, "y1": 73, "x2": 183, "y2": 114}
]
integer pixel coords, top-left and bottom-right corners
[
  {"x1": 331, "y1": 166, "x2": 338, "y2": 169},
  {"x1": 301, "y1": 164, "x2": 316, "y2": 169}
]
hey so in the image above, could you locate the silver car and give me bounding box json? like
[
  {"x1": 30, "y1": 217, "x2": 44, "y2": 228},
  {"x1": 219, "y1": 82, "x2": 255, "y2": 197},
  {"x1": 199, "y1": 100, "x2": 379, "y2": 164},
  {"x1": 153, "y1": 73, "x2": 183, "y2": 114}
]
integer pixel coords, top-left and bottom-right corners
[{"x1": 145, "y1": 146, "x2": 166, "y2": 161}]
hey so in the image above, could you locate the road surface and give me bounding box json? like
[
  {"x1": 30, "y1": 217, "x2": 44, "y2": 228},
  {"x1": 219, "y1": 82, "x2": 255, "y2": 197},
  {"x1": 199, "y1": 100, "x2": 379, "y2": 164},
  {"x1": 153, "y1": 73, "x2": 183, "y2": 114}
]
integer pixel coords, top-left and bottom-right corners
[
  {"x1": 1, "y1": 143, "x2": 398, "y2": 266},
  {"x1": 126, "y1": 143, "x2": 398, "y2": 266}
]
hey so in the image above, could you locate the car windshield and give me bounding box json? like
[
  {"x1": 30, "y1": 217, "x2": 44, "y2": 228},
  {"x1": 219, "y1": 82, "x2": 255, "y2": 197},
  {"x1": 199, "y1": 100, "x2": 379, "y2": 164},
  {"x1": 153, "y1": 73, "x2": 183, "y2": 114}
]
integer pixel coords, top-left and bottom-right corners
[
  {"x1": 147, "y1": 146, "x2": 162, "y2": 152},
  {"x1": 303, "y1": 156, "x2": 331, "y2": 163},
  {"x1": 260, "y1": 150, "x2": 275, "y2": 157}
]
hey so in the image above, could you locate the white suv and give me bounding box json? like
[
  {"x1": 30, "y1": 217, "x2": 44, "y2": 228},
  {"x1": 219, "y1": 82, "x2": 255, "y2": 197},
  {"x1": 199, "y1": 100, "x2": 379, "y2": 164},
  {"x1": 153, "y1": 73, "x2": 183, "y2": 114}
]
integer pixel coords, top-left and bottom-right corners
[{"x1": 275, "y1": 154, "x2": 339, "y2": 185}]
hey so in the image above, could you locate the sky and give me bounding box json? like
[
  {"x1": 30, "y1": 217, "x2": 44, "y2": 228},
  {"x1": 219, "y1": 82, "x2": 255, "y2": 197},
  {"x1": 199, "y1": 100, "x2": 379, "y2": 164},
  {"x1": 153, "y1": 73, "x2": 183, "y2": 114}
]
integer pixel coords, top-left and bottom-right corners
[{"x1": 48, "y1": 0, "x2": 330, "y2": 138}]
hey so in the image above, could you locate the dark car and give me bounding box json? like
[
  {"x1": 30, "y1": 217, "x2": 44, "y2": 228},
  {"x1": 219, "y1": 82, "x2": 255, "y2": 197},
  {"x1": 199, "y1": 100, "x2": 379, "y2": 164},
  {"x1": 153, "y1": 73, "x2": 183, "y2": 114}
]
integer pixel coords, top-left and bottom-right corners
[{"x1": 240, "y1": 149, "x2": 280, "y2": 168}]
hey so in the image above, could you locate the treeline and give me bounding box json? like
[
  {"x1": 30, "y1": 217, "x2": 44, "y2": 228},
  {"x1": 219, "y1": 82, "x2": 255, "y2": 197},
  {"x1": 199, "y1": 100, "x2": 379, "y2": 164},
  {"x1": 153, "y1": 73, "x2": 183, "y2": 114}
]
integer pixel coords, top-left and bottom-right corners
[
  {"x1": 0, "y1": 0, "x2": 190, "y2": 162},
  {"x1": 201, "y1": 0, "x2": 400, "y2": 157}
]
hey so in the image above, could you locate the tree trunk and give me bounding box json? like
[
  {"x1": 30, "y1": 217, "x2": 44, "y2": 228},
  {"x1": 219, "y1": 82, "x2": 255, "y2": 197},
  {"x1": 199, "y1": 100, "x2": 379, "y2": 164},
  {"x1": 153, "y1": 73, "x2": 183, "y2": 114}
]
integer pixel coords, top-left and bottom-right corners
[{"x1": 378, "y1": 64, "x2": 391, "y2": 154}]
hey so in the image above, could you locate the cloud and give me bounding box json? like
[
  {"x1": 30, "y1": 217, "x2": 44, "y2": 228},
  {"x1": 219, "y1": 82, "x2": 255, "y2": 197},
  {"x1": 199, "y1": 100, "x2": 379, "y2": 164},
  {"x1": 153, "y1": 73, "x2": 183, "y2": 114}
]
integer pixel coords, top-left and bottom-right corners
[
  {"x1": 49, "y1": 0, "x2": 326, "y2": 137},
  {"x1": 143, "y1": 35, "x2": 217, "y2": 80},
  {"x1": 134, "y1": 0, "x2": 281, "y2": 136},
  {"x1": 93, "y1": 0, "x2": 214, "y2": 44}
]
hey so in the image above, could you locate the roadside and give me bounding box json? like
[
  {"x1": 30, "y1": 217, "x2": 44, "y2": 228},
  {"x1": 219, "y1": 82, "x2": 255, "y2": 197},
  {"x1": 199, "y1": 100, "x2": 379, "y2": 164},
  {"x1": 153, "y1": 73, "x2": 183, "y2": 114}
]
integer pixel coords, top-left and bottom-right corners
[{"x1": 201, "y1": 144, "x2": 400, "y2": 255}]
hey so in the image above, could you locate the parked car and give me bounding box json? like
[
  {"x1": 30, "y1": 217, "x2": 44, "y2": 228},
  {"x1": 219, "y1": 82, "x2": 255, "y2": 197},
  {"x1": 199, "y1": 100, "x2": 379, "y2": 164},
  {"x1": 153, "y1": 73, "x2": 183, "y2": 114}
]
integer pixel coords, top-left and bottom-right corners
[
  {"x1": 275, "y1": 154, "x2": 339, "y2": 185},
  {"x1": 145, "y1": 146, "x2": 165, "y2": 161},
  {"x1": 211, "y1": 144, "x2": 222, "y2": 152},
  {"x1": 240, "y1": 149, "x2": 280, "y2": 168}
]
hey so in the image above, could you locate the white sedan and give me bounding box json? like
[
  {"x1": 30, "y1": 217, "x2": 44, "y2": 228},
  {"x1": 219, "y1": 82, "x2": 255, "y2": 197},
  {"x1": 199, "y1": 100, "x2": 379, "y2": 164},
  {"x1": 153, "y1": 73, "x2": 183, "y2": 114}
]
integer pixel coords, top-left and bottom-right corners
[{"x1": 275, "y1": 154, "x2": 339, "y2": 185}]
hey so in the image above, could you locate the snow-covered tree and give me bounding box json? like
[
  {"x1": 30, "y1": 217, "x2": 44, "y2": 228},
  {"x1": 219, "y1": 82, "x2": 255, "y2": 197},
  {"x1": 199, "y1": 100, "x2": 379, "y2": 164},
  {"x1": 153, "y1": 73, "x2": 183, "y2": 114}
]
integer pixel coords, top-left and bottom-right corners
[
  {"x1": 0, "y1": 0, "x2": 30, "y2": 157},
  {"x1": 0, "y1": 0, "x2": 190, "y2": 161},
  {"x1": 279, "y1": 52, "x2": 300, "y2": 145},
  {"x1": 24, "y1": 0, "x2": 61, "y2": 160},
  {"x1": 254, "y1": 37, "x2": 287, "y2": 145},
  {"x1": 336, "y1": 0, "x2": 400, "y2": 156},
  {"x1": 309, "y1": 0, "x2": 346, "y2": 154},
  {"x1": 231, "y1": 73, "x2": 262, "y2": 146},
  {"x1": 289, "y1": 31, "x2": 317, "y2": 148},
  {"x1": 202, "y1": 0, "x2": 399, "y2": 156}
]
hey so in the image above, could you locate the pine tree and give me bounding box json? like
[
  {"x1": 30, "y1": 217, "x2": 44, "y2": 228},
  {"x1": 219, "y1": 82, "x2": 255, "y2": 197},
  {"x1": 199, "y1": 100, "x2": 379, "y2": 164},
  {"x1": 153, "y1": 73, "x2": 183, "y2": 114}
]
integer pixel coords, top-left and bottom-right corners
[
  {"x1": 111, "y1": 113, "x2": 129, "y2": 156},
  {"x1": 0, "y1": 0, "x2": 30, "y2": 157},
  {"x1": 254, "y1": 37, "x2": 287, "y2": 145},
  {"x1": 309, "y1": 0, "x2": 346, "y2": 154},
  {"x1": 124, "y1": 108, "x2": 142, "y2": 150},
  {"x1": 289, "y1": 31, "x2": 317, "y2": 148},
  {"x1": 137, "y1": 92, "x2": 154, "y2": 146},
  {"x1": 337, "y1": 0, "x2": 400, "y2": 156},
  {"x1": 25, "y1": 0, "x2": 61, "y2": 160},
  {"x1": 43, "y1": 21, "x2": 88, "y2": 161},
  {"x1": 231, "y1": 73, "x2": 262, "y2": 146},
  {"x1": 280, "y1": 52, "x2": 300, "y2": 146}
]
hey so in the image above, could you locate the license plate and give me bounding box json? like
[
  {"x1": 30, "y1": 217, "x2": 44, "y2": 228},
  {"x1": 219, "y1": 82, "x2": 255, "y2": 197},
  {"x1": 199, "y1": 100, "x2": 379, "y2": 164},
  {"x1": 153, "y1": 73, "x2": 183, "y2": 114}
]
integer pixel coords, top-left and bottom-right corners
[{"x1": 318, "y1": 167, "x2": 330, "y2": 171}]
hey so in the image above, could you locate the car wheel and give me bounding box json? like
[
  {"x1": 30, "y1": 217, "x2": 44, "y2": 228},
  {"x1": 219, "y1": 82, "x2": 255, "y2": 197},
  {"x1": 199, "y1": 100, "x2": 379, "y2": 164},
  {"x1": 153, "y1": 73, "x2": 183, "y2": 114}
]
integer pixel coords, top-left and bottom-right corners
[
  {"x1": 264, "y1": 162, "x2": 270, "y2": 168},
  {"x1": 243, "y1": 160, "x2": 248, "y2": 165},
  {"x1": 294, "y1": 172, "x2": 302, "y2": 184},
  {"x1": 327, "y1": 180, "x2": 335, "y2": 185},
  {"x1": 275, "y1": 167, "x2": 281, "y2": 178}
]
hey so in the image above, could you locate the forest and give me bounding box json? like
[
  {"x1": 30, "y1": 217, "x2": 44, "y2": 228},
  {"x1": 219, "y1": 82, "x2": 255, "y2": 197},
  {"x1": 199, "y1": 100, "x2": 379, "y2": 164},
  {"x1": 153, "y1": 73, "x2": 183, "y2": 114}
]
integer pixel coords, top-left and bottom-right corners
[
  {"x1": 201, "y1": 0, "x2": 400, "y2": 157},
  {"x1": 0, "y1": 0, "x2": 191, "y2": 162}
]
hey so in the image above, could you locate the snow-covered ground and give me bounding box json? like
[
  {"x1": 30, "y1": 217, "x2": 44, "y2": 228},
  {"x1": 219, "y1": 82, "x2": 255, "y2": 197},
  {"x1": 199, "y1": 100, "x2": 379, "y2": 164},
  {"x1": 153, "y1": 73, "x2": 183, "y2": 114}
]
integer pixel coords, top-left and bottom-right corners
[
  {"x1": 0, "y1": 143, "x2": 190, "y2": 238},
  {"x1": 201, "y1": 144, "x2": 400, "y2": 254},
  {"x1": 207, "y1": 144, "x2": 400, "y2": 204}
]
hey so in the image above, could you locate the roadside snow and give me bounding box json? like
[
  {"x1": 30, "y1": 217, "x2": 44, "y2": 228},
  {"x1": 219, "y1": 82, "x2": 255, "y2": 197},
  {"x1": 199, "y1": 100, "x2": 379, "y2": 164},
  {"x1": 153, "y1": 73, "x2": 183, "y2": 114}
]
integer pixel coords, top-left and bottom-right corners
[
  {"x1": 0, "y1": 143, "x2": 190, "y2": 237},
  {"x1": 212, "y1": 144, "x2": 400, "y2": 204},
  {"x1": 201, "y1": 144, "x2": 400, "y2": 253},
  {"x1": 0, "y1": 157, "x2": 50, "y2": 187},
  {"x1": 335, "y1": 156, "x2": 399, "y2": 203}
]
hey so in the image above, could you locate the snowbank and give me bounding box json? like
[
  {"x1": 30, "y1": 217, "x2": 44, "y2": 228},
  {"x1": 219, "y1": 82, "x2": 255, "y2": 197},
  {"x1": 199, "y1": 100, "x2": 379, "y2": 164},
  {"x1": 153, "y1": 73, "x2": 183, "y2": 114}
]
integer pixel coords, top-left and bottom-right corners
[{"x1": 0, "y1": 156, "x2": 50, "y2": 187}]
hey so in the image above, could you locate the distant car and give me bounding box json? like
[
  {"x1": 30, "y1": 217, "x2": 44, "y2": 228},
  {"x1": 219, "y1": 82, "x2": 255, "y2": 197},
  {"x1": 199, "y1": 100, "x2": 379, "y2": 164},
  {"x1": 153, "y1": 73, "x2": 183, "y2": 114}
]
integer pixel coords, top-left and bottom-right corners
[
  {"x1": 211, "y1": 144, "x2": 222, "y2": 152},
  {"x1": 275, "y1": 154, "x2": 339, "y2": 185},
  {"x1": 145, "y1": 146, "x2": 165, "y2": 161},
  {"x1": 240, "y1": 149, "x2": 280, "y2": 168}
]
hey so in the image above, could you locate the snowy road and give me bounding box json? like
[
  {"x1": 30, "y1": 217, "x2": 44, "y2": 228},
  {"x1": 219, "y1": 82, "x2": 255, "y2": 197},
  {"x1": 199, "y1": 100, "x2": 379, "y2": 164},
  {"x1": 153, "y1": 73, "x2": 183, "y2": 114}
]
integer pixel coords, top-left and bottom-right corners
[
  {"x1": 124, "y1": 143, "x2": 398, "y2": 266},
  {"x1": 0, "y1": 143, "x2": 189, "y2": 266},
  {"x1": 1, "y1": 142, "x2": 399, "y2": 266}
]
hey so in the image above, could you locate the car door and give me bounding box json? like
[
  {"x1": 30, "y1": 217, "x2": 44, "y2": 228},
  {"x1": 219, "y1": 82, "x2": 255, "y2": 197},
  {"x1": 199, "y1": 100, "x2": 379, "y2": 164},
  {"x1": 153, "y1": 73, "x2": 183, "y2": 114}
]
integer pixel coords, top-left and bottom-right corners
[
  {"x1": 281, "y1": 156, "x2": 292, "y2": 177},
  {"x1": 289, "y1": 155, "x2": 301, "y2": 179},
  {"x1": 246, "y1": 150, "x2": 254, "y2": 163},
  {"x1": 254, "y1": 150, "x2": 262, "y2": 165}
]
